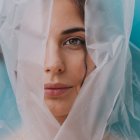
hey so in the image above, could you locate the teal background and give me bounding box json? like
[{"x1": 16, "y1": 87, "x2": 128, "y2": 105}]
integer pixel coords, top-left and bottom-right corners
[
  {"x1": 0, "y1": 55, "x2": 21, "y2": 136},
  {"x1": 130, "y1": 0, "x2": 140, "y2": 48}
]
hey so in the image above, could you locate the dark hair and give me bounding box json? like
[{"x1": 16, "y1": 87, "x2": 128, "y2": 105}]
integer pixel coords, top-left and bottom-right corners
[{"x1": 73, "y1": 0, "x2": 85, "y2": 20}]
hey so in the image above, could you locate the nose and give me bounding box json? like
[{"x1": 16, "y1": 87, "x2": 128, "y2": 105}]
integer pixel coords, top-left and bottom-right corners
[{"x1": 45, "y1": 45, "x2": 65, "y2": 74}]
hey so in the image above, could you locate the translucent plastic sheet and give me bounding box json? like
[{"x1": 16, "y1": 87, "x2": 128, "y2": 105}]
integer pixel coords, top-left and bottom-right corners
[{"x1": 0, "y1": 0, "x2": 140, "y2": 140}]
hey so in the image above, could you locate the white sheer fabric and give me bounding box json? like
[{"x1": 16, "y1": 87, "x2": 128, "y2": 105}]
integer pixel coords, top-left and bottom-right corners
[{"x1": 0, "y1": 0, "x2": 137, "y2": 140}]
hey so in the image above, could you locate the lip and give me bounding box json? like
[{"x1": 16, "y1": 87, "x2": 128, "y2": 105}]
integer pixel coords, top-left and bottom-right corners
[{"x1": 44, "y1": 83, "x2": 73, "y2": 97}]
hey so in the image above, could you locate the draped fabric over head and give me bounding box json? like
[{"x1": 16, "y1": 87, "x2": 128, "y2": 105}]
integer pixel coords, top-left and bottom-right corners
[{"x1": 1, "y1": 0, "x2": 140, "y2": 140}]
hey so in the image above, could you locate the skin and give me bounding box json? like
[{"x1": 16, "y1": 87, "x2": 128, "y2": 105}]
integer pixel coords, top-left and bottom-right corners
[{"x1": 44, "y1": 0, "x2": 95, "y2": 124}]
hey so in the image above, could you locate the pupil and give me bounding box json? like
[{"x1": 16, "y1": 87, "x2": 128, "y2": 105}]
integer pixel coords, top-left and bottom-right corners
[{"x1": 70, "y1": 39, "x2": 79, "y2": 44}]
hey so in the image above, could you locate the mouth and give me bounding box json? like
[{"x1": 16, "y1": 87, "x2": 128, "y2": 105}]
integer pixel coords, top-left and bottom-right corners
[{"x1": 44, "y1": 83, "x2": 73, "y2": 97}]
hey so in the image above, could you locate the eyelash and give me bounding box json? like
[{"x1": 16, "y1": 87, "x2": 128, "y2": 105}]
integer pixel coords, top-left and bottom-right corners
[{"x1": 62, "y1": 37, "x2": 85, "y2": 49}]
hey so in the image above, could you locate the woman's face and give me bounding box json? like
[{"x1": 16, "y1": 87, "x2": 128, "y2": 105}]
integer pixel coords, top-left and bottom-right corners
[{"x1": 44, "y1": 0, "x2": 95, "y2": 124}]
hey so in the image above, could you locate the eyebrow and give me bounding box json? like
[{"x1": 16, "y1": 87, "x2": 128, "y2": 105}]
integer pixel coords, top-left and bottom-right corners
[{"x1": 62, "y1": 27, "x2": 85, "y2": 35}]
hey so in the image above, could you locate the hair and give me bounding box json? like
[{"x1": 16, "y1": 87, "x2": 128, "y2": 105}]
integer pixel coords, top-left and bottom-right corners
[{"x1": 73, "y1": 0, "x2": 85, "y2": 20}]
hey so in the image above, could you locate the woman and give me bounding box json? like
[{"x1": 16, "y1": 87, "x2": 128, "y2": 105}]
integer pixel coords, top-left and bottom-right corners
[
  {"x1": 44, "y1": 0, "x2": 95, "y2": 125},
  {"x1": 0, "y1": 0, "x2": 138, "y2": 139}
]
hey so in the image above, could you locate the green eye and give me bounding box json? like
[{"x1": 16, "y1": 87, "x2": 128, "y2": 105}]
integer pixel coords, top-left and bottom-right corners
[{"x1": 63, "y1": 37, "x2": 85, "y2": 49}]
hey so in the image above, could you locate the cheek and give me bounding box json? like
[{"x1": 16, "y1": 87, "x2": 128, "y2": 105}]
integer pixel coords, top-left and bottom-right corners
[
  {"x1": 86, "y1": 53, "x2": 96, "y2": 75},
  {"x1": 65, "y1": 51, "x2": 86, "y2": 84}
]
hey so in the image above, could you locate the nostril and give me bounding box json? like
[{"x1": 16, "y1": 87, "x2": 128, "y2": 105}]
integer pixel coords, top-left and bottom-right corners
[
  {"x1": 46, "y1": 69, "x2": 50, "y2": 72},
  {"x1": 58, "y1": 68, "x2": 62, "y2": 72}
]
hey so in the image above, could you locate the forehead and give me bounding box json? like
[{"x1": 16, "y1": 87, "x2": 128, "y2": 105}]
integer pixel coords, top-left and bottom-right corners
[{"x1": 49, "y1": 0, "x2": 84, "y2": 33}]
